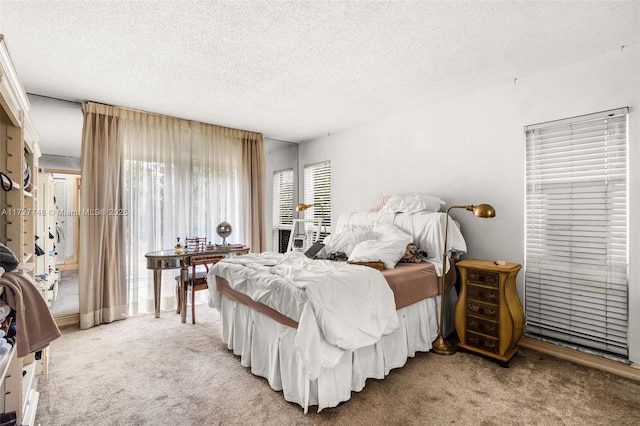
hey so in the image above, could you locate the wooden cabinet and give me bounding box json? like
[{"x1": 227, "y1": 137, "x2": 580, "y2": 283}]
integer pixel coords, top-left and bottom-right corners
[
  {"x1": 0, "y1": 34, "x2": 46, "y2": 425},
  {"x1": 454, "y1": 259, "x2": 523, "y2": 365}
]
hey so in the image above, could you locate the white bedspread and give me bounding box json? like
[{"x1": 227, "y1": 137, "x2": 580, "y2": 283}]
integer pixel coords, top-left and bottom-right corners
[{"x1": 209, "y1": 252, "x2": 399, "y2": 381}]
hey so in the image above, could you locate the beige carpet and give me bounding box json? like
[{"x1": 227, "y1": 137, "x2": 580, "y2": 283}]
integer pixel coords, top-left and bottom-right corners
[{"x1": 35, "y1": 305, "x2": 640, "y2": 426}]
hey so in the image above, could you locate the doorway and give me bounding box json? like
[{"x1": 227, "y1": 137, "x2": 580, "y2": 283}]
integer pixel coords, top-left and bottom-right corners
[{"x1": 47, "y1": 171, "x2": 81, "y2": 323}]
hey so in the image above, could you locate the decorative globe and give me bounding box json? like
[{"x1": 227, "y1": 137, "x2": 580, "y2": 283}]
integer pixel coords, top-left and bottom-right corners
[{"x1": 216, "y1": 221, "x2": 232, "y2": 245}]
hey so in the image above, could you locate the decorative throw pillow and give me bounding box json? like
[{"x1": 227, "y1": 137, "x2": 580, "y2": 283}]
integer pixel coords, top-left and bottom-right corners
[
  {"x1": 400, "y1": 244, "x2": 422, "y2": 263},
  {"x1": 369, "y1": 195, "x2": 390, "y2": 212}
]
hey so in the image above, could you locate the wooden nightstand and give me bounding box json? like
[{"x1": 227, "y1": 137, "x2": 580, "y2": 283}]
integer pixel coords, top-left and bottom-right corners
[{"x1": 454, "y1": 259, "x2": 523, "y2": 366}]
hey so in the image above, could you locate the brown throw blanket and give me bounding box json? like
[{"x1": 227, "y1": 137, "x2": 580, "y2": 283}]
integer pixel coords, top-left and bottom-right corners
[{"x1": 1, "y1": 270, "x2": 61, "y2": 357}]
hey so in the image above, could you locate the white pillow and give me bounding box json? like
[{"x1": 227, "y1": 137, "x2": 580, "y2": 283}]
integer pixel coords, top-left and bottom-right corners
[
  {"x1": 319, "y1": 229, "x2": 376, "y2": 257},
  {"x1": 372, "y1": 223, "x2": 412, "y2": 242},
  {"x1": 348, "y1": 239, "x2": 409, "y2": 270},
  {"x1": 348, "y1": 224, "x2": 413, "y2": 269},
  {"x1": 378, "y1": 193, "x2": 445, "y2": 214}
]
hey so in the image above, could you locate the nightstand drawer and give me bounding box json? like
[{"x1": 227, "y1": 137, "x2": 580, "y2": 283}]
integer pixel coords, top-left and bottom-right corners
[
  {"x1": 466, "y1": 331, "x2": 499, "y2": 354},
  {"x1": 466, "y1": 316, "x2": 499, "y2": 337},
  {"x1": 467, "y1": 269, "x2": 499, "y2": 288},
  {"x1": 467, "y1": 284, "x2": 499, "y2": 304},
  {"x1": 466, "y1": 300, "x2": 498, "y2": 321}
]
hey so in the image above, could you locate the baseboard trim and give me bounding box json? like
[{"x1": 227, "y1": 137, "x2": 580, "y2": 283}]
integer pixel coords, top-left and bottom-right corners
[
  {"x1": 55, "y1": 314, "x2": 80, "y2": 328},
  {"x1": 519, "y1": 336, "x2": 640, "y2": 382}
]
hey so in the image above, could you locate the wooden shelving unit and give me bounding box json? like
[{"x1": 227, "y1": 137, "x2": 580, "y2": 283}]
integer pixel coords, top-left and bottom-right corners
[{"x1": 0, "y1": 33, "x2": 47, "y2": 425}]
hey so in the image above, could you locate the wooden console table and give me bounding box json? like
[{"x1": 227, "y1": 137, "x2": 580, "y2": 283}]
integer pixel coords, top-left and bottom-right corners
[{"x1": 145, "y1": 246, "x2": 250, "y2": 323}]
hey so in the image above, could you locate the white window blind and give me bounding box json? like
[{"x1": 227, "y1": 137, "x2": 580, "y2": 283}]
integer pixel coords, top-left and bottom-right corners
[
  {"x1": 303, "y1": 161, "x2": 331, "y2": 240},
  {"x1": 525, "y1": 107, "x2": 628, "y2": 358},
  {"x1": 272, "y1": 168, "x2": 293, "y2": 251}
]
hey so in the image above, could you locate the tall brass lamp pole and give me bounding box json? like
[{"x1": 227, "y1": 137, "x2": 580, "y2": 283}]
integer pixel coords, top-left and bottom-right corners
[{"x1": 431, "y1": 203, "x2": 496, "y2": 355}]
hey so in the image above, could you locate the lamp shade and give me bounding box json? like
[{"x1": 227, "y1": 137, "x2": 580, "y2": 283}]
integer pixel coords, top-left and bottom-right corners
[
  {"x1": 296, "y1": 203, "x2": 314, "y2": 212},
  {"x1": 472, "y1": 204, "x2": 496, "y2": 218}
]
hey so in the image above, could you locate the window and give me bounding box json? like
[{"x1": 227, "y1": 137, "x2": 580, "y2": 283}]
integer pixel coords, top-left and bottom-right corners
[
  {"x1": 272, "y1": 168, "x2": 293, "y2": 252},
  {"x1": 303, "y1": 161, "x2": 331, "y2": 241},
  {"x1": 525, "y1": 107, "x2": 628, "y2": 358}
]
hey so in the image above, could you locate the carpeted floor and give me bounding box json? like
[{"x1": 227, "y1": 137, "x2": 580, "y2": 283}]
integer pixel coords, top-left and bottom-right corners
[
  {"x1": 35, "y1": 305, "x2": 640, "y2": 426},
  {"x1": 50, "y1": 269, "x2": 79, "y2": 318}
]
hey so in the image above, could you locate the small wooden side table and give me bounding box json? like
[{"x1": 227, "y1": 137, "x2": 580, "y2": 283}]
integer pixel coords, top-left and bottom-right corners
[{"x1": 454, "y1": 259, "x2": 523, "y2": 366}]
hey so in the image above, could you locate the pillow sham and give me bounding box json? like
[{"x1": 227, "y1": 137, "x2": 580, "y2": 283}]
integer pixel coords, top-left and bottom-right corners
[{"x1": 378, "y1": 193, "x2": 445, "y2": 214}]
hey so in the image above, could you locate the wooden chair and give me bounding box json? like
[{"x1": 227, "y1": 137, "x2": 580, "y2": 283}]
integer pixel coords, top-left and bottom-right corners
[{"x1": 175, "y1": 254, "x2": 225, "y2": 324}]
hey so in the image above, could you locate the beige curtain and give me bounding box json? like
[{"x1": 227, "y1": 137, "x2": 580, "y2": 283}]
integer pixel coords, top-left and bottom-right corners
[
  {"x1": 242, "y1": 135, "x2": 266, "y2": 253},
  {"x1": 80, "y1": 102, "x2": 266, "y2": 318},
  {"x1": 79, "y1": 102, "x2": 127, "y2": 329}
]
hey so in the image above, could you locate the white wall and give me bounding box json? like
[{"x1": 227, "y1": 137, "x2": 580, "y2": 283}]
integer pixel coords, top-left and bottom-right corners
[
  {"x1": 297, "y1": 46, "x2": 640, "y2": 363},
  {"x1": 39, "y1": 154, "x2": 81, "y2": 172},
  {"x1": 264, "y1": 138, "x2": 298, "y2": 251}
]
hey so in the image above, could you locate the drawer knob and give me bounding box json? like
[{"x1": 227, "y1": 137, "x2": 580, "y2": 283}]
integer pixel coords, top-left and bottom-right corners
[
  {"x1": 480, "y1": 291, "x2": 497, "y2": 301},
  {"x1": 484, "y1": 307, "x2": 496, "y2": 316}
]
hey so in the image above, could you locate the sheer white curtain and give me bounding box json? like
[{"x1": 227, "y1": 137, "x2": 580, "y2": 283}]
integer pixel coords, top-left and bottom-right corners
[{"x1": 119, "y1": 110, "x2": 261, "y2": 315}]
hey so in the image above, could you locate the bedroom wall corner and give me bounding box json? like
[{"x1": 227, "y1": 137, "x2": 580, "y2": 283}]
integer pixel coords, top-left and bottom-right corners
[{"x1": 298, "y1": 45, "x2": 640, "y2": 364}]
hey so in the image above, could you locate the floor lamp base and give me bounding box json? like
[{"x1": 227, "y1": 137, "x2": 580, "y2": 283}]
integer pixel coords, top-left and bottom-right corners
[{"x1": 432, "y1": 335, "x2": 457, "y2": 355}]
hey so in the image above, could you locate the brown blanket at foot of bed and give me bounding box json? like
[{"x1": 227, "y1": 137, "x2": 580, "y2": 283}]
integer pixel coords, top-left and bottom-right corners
[{"x1": 381, "y1": 261, "x2": 456, "y2": 310}]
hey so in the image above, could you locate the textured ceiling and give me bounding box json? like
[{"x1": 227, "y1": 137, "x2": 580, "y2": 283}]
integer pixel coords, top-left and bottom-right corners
[{"x1": 0, "y1": 1, "x2": 638, "y2": 157}]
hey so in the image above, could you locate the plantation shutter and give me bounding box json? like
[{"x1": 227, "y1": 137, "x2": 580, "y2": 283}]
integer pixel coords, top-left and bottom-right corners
[
  {"x1": 272, "y1": 169, "x2": 293, "y2": 251},
  {"x1": 524, "y1": 107, "x2": 628, "y2": 357},
  {"x1": 303, "y1": 161, "x2": 331, "y2": 238}
]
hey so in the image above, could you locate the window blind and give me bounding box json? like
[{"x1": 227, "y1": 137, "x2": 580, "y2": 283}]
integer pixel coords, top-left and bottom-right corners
[
  {"x1": 303, "y1": 161, "x2": 331, "y2": 240},
  {"x1": 524, "y1": 108, "x2": 628, "y2": 357},
  {"x1": 272, "y1": 168, "x2": 293, "y2": 251}
]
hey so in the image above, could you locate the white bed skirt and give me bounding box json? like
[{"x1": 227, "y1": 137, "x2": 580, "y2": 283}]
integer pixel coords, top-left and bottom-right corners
[{"x1": 215, "y1": 288, "x2": 458, "y2": 413}]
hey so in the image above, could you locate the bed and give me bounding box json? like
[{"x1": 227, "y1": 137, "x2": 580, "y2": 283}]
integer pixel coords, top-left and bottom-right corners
[{"x1": 207, "y1": 195, "x2": 467, "y2": 412}]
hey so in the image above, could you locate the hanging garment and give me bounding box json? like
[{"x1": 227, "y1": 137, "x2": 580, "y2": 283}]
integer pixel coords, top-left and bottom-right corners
[
  {"x1": 0, "y1": 244, "x2": 19, "y2": 272},
  {"x1": 0, "y1": 270, "x2": 61, "y2": 357}
]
